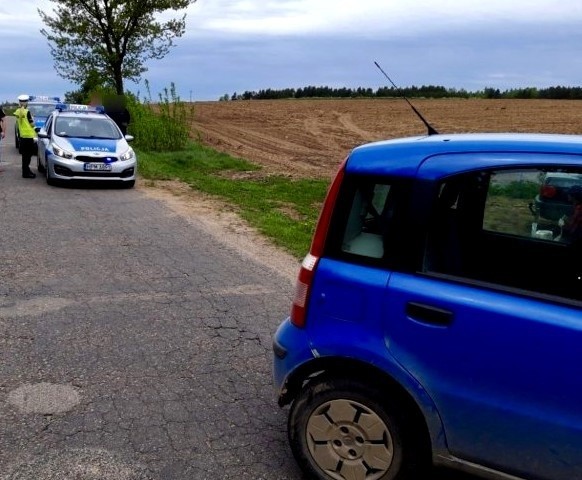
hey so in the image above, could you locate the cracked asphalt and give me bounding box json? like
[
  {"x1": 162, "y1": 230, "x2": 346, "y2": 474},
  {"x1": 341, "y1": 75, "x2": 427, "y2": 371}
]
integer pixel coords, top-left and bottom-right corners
[
  {"x1": 0, "y1": 118, "x2": 474, "y2": 480},
  {"x1": 0, "y1": 122, "x2": 302, "y2": 479}
]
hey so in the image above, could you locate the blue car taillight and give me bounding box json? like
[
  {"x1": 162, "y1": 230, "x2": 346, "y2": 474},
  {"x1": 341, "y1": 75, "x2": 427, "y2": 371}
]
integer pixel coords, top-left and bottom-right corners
[{"x1": 290, "y1": 158, "x2": 347, "y2": 328}]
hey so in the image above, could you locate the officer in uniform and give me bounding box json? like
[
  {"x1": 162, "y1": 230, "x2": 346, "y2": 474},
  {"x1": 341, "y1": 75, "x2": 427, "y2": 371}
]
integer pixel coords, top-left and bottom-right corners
[{"x1": 13, "y1": 94, "x2": 37, "y2": 178}]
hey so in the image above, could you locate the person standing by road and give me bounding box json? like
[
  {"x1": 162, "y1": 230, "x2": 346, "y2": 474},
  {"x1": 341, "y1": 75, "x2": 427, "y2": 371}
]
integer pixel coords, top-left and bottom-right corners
[
  {"x1": 0, "y1": 105, "x2": 6, "y2": 170},
  {"x1": 0, "y1": 104, "x2": 5, "y2": 140},
  {"x1": 104, "y1": 94, "x2": 131, "y2": 135},
  {"x1": 13, "y1": 94, "x2": 37, "y2": 178}
]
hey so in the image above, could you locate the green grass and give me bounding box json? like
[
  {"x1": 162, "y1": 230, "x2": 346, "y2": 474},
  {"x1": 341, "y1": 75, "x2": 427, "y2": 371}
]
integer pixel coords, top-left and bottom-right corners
[{"x1": 137, "y1": 142, "x2": 330, "y2": 258}]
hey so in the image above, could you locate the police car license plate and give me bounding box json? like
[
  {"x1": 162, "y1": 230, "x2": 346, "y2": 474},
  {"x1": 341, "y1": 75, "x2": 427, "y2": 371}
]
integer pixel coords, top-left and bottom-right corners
[{"x1": 84, "y1": 163, "x2": 112, "y2": 171}]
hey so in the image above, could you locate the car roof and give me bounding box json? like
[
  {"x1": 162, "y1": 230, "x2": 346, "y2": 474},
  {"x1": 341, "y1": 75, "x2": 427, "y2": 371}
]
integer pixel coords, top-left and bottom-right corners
[
  {"x1": 347, "y1": 133, "x2": 582, "y2": 178},
  {"x1": 54, "y1": 110, "x2": 109, "y2": 120}
]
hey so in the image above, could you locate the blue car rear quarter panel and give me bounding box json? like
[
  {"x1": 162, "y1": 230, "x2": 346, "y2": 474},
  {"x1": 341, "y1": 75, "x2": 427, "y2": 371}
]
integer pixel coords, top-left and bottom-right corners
[
  {"x1": 287, "y1": 259, "x2": 445, "y2": 431},
  {"x1": 305, "y1": 258, "x2": 390, "y2": 356},
  {"x1": 273, "y1": 259, "x2": 392, "y2": 393}
]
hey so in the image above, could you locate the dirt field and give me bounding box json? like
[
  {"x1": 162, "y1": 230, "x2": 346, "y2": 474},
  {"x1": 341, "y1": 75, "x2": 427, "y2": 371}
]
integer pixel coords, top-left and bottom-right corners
[
  {"x1": 143, "y1": 98, "x2": 582, "y2": 267},
  {"x1": 191, "y1": 98, "x2": 582, "y2": 179}
]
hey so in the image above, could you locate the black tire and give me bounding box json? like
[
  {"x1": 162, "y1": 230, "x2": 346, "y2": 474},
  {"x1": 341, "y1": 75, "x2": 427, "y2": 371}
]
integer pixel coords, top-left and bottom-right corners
[
  {"x1": 288, "y1": 377, "x2": 428, "y2": 480},
  {"x1": 120, "y1": 179, "x2": 135, "y2": 189},
  {"x1": 37, "y1": 155, "x2": 45, "y2": 174},
  {"x1": 45, "y1": 159, "x2": 56, "y2": 186}
]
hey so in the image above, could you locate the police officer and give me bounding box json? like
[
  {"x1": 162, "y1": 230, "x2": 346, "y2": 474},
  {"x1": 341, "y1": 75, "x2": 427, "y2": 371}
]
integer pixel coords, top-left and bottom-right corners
[
  {"x1": 14, "y1": 94, "x2": 37, "y2": 178},
  {"x1": 0, "y1": 104, "x2": 5, "y2": 171},
  {"x1": 0, "y1": 105, "x2": 5, "y2": 141}
]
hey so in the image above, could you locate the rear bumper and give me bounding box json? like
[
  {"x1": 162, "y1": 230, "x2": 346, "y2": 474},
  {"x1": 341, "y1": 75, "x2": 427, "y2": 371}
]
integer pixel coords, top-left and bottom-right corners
[{"x1": 272, "y1": 317, "x2": 314, "y2": 406}]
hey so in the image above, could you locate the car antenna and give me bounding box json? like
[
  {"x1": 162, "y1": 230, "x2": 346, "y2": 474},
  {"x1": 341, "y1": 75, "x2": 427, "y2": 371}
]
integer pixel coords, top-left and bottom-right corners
[{"x1": 374, "y1": 61, "x2": 438, "y2": 136}]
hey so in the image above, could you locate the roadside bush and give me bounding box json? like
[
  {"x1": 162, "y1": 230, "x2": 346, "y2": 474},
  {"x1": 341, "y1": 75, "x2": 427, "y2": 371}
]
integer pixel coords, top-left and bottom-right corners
[
  {"x1": 489, "y1": 181, "x2": 539, "y2": 199},
  {"x1": 128, "y1": 81, "x2": 193, "y2": 152}
]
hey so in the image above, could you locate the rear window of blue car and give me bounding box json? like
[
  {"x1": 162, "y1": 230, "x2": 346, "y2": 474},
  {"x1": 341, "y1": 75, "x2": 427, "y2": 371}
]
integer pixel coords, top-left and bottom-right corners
[{"x1": 327, "y1": 175, "x2": 413, "y2": 268}]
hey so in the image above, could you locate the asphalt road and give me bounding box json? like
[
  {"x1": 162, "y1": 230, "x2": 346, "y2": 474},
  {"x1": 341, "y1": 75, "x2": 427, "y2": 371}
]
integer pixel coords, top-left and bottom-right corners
[{"x1": 0, "y1": 117, "x2": 475, "y2": 480}]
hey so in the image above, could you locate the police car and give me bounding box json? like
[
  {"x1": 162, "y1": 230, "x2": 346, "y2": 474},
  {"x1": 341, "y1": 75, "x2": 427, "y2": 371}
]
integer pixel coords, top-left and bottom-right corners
[
  {"x1": 37, "y1": 103, "x2": 136, "y2": 187},
  {"x1": 14, "y1": 95, "x2": 61, "y2": 153}
]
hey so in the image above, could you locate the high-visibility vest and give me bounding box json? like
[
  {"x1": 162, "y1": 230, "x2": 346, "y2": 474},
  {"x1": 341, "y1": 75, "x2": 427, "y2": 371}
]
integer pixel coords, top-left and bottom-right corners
[{"x1": 14, "y1": 108, "x2": 36, "y2": 139}]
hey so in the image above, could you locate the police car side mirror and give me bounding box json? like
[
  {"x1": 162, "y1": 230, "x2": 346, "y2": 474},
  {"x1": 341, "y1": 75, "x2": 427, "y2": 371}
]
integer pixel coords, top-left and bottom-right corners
[
  {"x1": 37, "y1": 129, "x2": 49, "y2": 139},
  {"x1": 125, "y1": 134, "x2": 134, "y2": 142}
]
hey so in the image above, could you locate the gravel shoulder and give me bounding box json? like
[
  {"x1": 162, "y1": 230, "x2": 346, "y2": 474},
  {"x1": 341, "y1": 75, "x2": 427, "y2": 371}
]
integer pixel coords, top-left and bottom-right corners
[{"x1": 137, "y1": 180, "x2": 300, "y2": 286}]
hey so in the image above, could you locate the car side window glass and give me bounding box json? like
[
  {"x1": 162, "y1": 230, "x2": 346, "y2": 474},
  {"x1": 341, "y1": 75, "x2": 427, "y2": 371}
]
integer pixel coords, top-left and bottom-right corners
[
  {"x1": 339, "y1": 181, "x2": 395, "y2": 260},
  {"x1": 425, "y1": 168, "x2": 582, "y2": 301},
  {"x1": 485, "y1": 169, "x2": 582, "y2": 244},
  {"x1": 483, "y1": 170, "x2": 543, "y2": 238},
  {"x1": 44, "y1": 117, "x2": 53, "y2": 135}
]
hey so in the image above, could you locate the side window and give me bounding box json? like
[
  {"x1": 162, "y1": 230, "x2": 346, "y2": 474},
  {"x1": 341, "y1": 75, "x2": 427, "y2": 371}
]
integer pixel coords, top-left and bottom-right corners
[
  {"x1": 341, "y1": 183, "x2": 390, "y2": 258},
  {"x1": 329, "y1": 177, "x2": 408, "y2": 265},
  {"x1": 483, "y1": 170, "x2": 541, "y2": 237},
  {"x1": 44, "y1": 117, "x2": 53, "y2": 135},
  {"x1": 485, "y1": 169, "x2": 582, "y2": 244},
  {"x1": 424, "y1": 168, "x2": 582, "y2": 301}
]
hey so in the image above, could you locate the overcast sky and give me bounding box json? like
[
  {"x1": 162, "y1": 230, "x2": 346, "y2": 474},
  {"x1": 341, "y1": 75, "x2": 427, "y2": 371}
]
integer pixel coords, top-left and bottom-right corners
[{"x1": 2, "y1": 0, "x2": 582, "y2": 102}]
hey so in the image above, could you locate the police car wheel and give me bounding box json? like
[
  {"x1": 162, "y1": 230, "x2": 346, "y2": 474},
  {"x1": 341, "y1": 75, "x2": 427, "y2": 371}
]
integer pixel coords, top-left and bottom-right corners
[
  {"x1": 45, "y1": 160, "x2": 56, "y2": 186},
  {"x1": 37, "y1": 156, "x2": 45, "y2": 174}
]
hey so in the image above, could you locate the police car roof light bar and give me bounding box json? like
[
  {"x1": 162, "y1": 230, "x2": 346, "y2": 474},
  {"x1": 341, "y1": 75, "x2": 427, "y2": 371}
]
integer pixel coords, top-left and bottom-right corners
[
  {"x1": 55, "y1": 104, "x2": 106, "y2": 114},
  {"x1": 29, "y1": 95, "x2": 61, "y2": 103}
]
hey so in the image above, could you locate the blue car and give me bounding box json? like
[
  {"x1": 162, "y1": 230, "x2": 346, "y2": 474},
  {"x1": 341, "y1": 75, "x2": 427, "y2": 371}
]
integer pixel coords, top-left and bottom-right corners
[{"x1": 273, "y1": 133, "x2": 582, "y2": 480}]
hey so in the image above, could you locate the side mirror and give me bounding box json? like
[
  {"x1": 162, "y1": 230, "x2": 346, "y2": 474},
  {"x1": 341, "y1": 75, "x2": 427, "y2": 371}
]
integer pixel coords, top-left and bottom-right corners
[
  {"x1": 37, "y1": 129, "x2": 49, "y2": 139},
  {"x1": 124, "y1": 134, "x2": 134, "y2": 143}
]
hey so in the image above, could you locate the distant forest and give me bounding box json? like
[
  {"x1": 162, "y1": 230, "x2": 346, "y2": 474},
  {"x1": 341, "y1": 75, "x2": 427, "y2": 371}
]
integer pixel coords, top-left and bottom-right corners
[{"x1": 219, "y1": 85, "x2": 582, "y2": 101}]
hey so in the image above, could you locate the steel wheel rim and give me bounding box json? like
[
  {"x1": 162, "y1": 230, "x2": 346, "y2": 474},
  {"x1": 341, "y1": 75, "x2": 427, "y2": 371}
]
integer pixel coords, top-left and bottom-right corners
[{"x1": 306, "y1": 398, "x2": 394, "y2": 480}]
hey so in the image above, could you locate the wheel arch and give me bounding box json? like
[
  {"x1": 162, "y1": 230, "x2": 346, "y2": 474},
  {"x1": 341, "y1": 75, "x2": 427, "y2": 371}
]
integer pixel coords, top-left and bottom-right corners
[{"x1": 280, "y1": 355, "x2": 447, "y2": 456}]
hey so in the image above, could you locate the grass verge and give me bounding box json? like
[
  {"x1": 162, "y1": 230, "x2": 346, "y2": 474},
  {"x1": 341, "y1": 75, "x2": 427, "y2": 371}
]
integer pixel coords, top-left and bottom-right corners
[{"x1": 137, "y1": 142, "x2": 330, "y2": 258}]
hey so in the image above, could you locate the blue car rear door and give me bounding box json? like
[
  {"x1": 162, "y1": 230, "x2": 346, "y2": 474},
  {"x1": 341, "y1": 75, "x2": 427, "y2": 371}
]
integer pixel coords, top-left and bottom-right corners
[{"x1": 386, "y1": 161, "x2": 582, "y2": 480}]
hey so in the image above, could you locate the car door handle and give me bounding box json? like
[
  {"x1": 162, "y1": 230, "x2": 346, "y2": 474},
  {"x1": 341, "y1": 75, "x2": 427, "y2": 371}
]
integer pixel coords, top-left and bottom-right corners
[{"x1": 406, "y1": 302, "x2": 453, "y2": 326}]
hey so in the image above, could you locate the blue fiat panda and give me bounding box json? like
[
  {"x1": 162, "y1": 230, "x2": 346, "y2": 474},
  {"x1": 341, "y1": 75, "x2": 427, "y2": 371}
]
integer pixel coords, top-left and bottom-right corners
[{"x1": 273, "y1": 133, "x2": 582, "y2": 480}]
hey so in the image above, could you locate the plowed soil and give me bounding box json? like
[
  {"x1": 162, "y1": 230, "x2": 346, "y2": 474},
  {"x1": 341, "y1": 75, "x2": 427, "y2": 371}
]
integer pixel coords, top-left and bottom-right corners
[
  {"x1": 144, "y1": 98, "x2": 582, "y2": 270},
  {"x1": 191, "y1": 98, "x2": 582, "y2": 179}
]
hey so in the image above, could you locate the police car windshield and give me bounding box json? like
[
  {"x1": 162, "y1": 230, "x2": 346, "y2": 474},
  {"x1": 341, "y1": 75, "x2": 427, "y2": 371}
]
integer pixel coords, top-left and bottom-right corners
[
  {"x1": 54, "y1": 117, "x2": 121, "y2": 140},
  {"x1": 29, "y1": 104, "x2": 57, "y2": 117}
]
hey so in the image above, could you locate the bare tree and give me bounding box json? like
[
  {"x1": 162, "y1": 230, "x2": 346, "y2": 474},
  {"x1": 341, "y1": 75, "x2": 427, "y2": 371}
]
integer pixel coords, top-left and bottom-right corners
[{"x1": 39, "y1": 0, "x2": 197, "y2": 94}]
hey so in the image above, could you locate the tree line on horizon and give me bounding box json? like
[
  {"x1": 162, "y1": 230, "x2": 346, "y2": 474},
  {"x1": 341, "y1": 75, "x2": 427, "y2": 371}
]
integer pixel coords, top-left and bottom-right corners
[{"x1": 219, "y1": 85, "x2": 582, "y2": 101}]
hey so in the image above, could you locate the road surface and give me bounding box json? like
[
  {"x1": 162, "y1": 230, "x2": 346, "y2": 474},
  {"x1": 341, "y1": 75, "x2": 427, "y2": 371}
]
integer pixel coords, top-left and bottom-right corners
[{"x1": 0, "y1": 117, "x2": 474, "y2": 479}]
